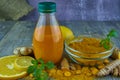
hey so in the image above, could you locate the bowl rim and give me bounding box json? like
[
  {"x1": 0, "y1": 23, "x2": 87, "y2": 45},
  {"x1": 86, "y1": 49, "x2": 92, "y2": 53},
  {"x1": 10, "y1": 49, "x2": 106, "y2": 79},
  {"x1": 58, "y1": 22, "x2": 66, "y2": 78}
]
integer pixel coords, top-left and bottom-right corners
[{"x1": 65, "y1": 35, "x2": 115, "y2": 55}]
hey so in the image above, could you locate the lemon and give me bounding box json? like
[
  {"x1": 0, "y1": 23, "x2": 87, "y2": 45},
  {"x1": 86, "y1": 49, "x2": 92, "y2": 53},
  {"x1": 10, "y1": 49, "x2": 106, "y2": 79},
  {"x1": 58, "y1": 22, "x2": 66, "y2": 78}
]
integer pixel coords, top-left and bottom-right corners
[
  {"x1": 0, "y1": 55, "x2": 27, "y2": 80},
  {"x1": 60, "y1": 26, "x2": 74, "y2": 40},
  {"x1": 14, "y1": 56, "x2": 34, "y2": 71}
]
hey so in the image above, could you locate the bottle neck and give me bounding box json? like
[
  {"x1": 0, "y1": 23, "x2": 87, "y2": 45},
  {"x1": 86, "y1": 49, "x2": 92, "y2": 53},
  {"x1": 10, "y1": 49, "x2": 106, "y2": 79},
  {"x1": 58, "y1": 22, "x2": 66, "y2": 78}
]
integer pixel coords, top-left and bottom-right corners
[
  {"x1": 39, "y1": 12, "x2": 55, "y2": 16},
  {"x1": 37, "y1": 12, "x2": 59, "y2": 27}
]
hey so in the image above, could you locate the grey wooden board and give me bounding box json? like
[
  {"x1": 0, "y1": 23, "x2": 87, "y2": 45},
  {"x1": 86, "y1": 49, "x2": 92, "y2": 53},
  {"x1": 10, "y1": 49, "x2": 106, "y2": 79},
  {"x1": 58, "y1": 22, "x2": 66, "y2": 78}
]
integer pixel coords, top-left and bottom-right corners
[
  {"x1": 0, "y1": 21, "x2": 35, "y2": 57},
  {"x1": 0, "y1": 21, "x2": 15, "y2": 40},
  {"x1": 0, "y1": 21, "x2": 120, "y2": 80}
]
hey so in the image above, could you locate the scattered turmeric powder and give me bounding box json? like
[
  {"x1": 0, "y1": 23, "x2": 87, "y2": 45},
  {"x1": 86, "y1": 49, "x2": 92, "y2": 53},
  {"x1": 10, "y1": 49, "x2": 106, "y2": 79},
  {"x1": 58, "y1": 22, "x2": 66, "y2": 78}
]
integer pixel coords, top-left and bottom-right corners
[
  {"x1": 56, "y1": 70, "x2": 63, "y2": 77},
  {"x1": 29, "y1": 74, "x2": 33, "y2": 78},
  {"x1": 48, "y1": 68, "x2": 57, "y2": 77},
  {"x1": 86, "y1": 72, "x2": 92, "y2": 76},
  {"x1": 81, "y1": 67, "x2": 90, "y2": 73},
  {"x1": 90, "y1": 67, "x2": 99, "y2": 76},
  {"x1": 48, "y1": 57, "x2": 97, "y2": 80},
  {"x1": 75, "y1": 70, "x2": 81, "y2": 75},
  {"x1": 97, "y1": 64, "x2": 105, "y2": 69},
  {"x1": 64, "y1": 71, "x2": 72, "y2": 77},
  {"x1": 103, "y1": 59, "x2": 110, "y2": 64}
]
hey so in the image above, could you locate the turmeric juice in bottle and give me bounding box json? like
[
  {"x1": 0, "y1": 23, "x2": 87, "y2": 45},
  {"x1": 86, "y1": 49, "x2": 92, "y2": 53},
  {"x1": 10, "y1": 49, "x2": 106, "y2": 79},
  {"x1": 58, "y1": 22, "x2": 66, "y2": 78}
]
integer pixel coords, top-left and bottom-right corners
[{"x1": 33, "y1": 2, "x2": 63, "y2": 63}]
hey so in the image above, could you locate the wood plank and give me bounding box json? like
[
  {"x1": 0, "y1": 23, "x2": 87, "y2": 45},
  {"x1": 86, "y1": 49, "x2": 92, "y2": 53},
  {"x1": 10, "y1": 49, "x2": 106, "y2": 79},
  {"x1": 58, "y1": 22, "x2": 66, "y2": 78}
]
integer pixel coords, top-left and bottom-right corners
[
  {"x1": 0, "y1": 21, "x2": 16, "y2": 41},
  {"x1": 60, "y1": 21, "x2": 93, "y2": 36},
  {"x1": 0, "y1": 21, "x2": 35, "y2": 57},
  {"x1": 87, "y1": 21, "x2": 105, "y2": 36}
]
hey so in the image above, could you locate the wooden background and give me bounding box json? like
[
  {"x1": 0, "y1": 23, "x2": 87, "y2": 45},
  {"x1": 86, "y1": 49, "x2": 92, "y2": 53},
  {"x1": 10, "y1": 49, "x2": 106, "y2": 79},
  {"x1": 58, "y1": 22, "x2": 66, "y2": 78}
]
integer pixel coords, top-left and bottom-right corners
[
  {"x1": 21, "y1": 0, "x2": 120, "y2": 21},
  {"x1": 0, "y1": 21, "x2": 120, "y2": 80}
]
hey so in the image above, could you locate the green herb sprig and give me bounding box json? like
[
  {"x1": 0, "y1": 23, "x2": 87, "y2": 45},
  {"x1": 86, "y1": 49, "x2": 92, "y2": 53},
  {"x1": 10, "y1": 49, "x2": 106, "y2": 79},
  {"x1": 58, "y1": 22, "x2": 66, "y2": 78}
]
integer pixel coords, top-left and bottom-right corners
[
  {"x1": 100, "y1": 29, "x2": 118, "y2": 50},
  {"x1": 27, "y1": 58, "x2": 55, "y2": 80}
]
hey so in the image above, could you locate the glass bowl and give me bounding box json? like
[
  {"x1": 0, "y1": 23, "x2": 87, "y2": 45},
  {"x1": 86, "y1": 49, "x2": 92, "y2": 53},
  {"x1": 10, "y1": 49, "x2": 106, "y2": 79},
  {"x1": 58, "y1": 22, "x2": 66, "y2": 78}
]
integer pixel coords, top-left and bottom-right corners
[{"x1": 65, "y1": 35, "x2": 115, "y2": 66}]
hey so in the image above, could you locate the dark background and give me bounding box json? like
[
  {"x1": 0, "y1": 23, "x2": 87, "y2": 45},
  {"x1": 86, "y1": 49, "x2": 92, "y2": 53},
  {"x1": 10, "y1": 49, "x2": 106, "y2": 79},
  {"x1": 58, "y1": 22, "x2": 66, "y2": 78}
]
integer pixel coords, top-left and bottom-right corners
[{"x1": 21, "y1": 0, "x2": 120, "y2": 21}]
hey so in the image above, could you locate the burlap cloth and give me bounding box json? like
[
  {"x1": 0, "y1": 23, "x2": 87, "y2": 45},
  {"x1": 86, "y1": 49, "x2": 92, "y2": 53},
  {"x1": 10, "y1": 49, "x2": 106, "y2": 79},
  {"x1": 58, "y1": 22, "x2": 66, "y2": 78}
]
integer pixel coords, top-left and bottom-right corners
[{"x1": 0, "y1": 0, "x2": 33, "y2": 20}]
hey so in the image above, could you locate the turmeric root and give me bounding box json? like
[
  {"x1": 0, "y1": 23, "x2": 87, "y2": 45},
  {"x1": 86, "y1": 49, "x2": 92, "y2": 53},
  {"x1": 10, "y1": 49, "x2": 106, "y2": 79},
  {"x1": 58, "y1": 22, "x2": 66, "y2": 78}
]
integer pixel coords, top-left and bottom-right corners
[
  {"x1": 118, "y1": 65, "x2": 120, "y2": 76},
  {"x1": 113, "y1": 68, "x2": 119, "y2": 76},
  {"x1": 61, "y1": 58, "x2": 70, "y2": 70},
  {"x1": 70, "y1": 63, "x2": 76, "y2": 70},
  {"x1": 111, "y1": 64, "x2": 120, "y2": 76},
  {"x1": 111, "y1": 48, "x2": 120, "y2": 59},
  {"x1": 13, "y1": 47, "x2": 33, "y2": 56},
  {"x1": 97, "y1": 59, "x2": 120, "y2": 76}
]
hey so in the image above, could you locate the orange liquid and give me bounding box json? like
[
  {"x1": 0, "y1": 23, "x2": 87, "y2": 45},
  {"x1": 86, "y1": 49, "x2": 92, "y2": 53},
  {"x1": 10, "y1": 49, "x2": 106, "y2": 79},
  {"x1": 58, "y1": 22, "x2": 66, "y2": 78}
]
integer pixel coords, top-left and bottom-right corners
[{"x1": 33, "y1": 26, "x2": 63, "y2": 63}]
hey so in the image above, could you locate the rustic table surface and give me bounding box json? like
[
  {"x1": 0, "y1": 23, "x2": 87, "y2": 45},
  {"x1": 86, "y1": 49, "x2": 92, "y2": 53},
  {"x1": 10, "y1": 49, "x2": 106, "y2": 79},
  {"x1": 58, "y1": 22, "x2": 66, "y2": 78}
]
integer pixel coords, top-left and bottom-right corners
[{"x1": 0, "y1": 21, "x2": 120, "y2": 80}]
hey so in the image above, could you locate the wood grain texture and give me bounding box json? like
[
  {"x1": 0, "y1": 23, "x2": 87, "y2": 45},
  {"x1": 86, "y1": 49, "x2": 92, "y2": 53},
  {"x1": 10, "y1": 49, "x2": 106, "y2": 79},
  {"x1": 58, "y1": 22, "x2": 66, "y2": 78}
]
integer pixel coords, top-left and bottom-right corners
[
  {"x1": 0, "y1": 21, "x2": 15, "y2": 40},
  {"x1": 21, "y1": 0, "x2": 120, "y2": 21},
  {"x1": 0, "y1": 21, "x2": 120, "y2": 80},
  {"x1": 0, "y1": 21, "x2": 35, "y2": 57}
]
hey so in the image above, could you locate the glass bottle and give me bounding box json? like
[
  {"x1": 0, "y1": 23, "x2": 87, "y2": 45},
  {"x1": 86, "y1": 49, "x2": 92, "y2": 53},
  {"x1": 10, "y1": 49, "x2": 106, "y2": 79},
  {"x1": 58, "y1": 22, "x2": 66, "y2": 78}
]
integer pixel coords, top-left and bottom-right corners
[{"x1": 33, "y1": 2, "x2": 63, "y2": 64}]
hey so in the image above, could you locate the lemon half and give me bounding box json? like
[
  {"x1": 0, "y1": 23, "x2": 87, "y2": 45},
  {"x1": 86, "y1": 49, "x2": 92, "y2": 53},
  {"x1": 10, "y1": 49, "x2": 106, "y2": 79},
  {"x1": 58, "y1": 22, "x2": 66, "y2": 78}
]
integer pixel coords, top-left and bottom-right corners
[
  {"x1": 14, "y1": 56, "x2": 34, "y2": 71},
  {"x1": 60, "y1": 26, "x2": 74, "y2": 40},
  {"x1": 0, "y1": 55, "x2": 27, "y2": 80}
]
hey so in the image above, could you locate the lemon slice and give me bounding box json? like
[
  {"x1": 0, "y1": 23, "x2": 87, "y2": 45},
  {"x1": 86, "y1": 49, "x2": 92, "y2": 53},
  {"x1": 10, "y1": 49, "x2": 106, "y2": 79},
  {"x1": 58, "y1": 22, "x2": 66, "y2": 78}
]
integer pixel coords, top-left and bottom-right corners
[
  {"x1": 14, "y1": 56, "x2": 34, "y2": 71},
  {"x1": 0, "y1": 55, "x2": 27, "y2": 80},
  {"x1": 60, "y1": 26, "x2": 74, "y2": 40}
]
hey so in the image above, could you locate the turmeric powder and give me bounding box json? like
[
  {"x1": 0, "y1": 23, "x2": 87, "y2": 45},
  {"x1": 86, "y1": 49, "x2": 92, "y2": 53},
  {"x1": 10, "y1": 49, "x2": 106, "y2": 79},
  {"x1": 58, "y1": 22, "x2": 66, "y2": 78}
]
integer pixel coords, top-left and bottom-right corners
[
  {"x1": 75, "y1": 70, "x2": 81, "y2": 75},
  {"x1": 69, "y1": 37, "x2": 106, "y2": 54},
  {"x1": 90, "y1": 67, "x2": 99, "y2": 75},
  {"x1": 24, "y1": 57, "x2": 98, "y2": 80},
  {"x1": 68, "y1": 37, "x2": 108, "y2": 66},
  {"x1": 64, "y1": 71, "x2": 72, "y2": 77},
  {"x1": 48, "y1": 57, "x2": 96, "y2": 80},
  {"x1": 97, "y1": 64, "x2": 105, "y2": 69}
]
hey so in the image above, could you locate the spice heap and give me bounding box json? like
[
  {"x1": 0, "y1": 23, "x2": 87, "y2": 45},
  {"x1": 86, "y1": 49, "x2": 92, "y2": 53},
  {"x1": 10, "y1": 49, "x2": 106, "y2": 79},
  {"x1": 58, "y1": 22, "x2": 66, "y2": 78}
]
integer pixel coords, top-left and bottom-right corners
[
  {"x1": 48, "y1": 58, "x2": 101, "y2": 80},
  {"x1": 11, "y1": 46, "x2": 120, "y2": 80},
  {"x1": 69, "y1": 37, "x2": 106, "y2": 54},
  {"x1": 24, "y1": 57, "x2": 110, "y2": 80}
]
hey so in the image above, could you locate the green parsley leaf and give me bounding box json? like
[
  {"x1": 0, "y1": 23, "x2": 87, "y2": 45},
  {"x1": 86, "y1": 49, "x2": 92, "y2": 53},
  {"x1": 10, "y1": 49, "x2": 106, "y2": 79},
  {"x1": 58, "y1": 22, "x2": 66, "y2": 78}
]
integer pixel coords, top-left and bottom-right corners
[
  {"x1": 38, "y1": 58, "x2": 44, "y2": 64},
  {"x1": 31, "y1": 59, "x2": 38, "y2": 65},
  {"x1": 27, "y1": 65, "x2": 36, "y2": 74},
  {"x1": 107, "y1": 29, "x2": 118, "y2": 37},
  {"x1": 45, "y1": 61, "x2": 55, "y2": 69},
  {"x1": 27, "y1": 58, "x2": 55, "y2": 80},
  {"x1": 100, "y1": 29, "x2": 117, "y2": 50}
]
